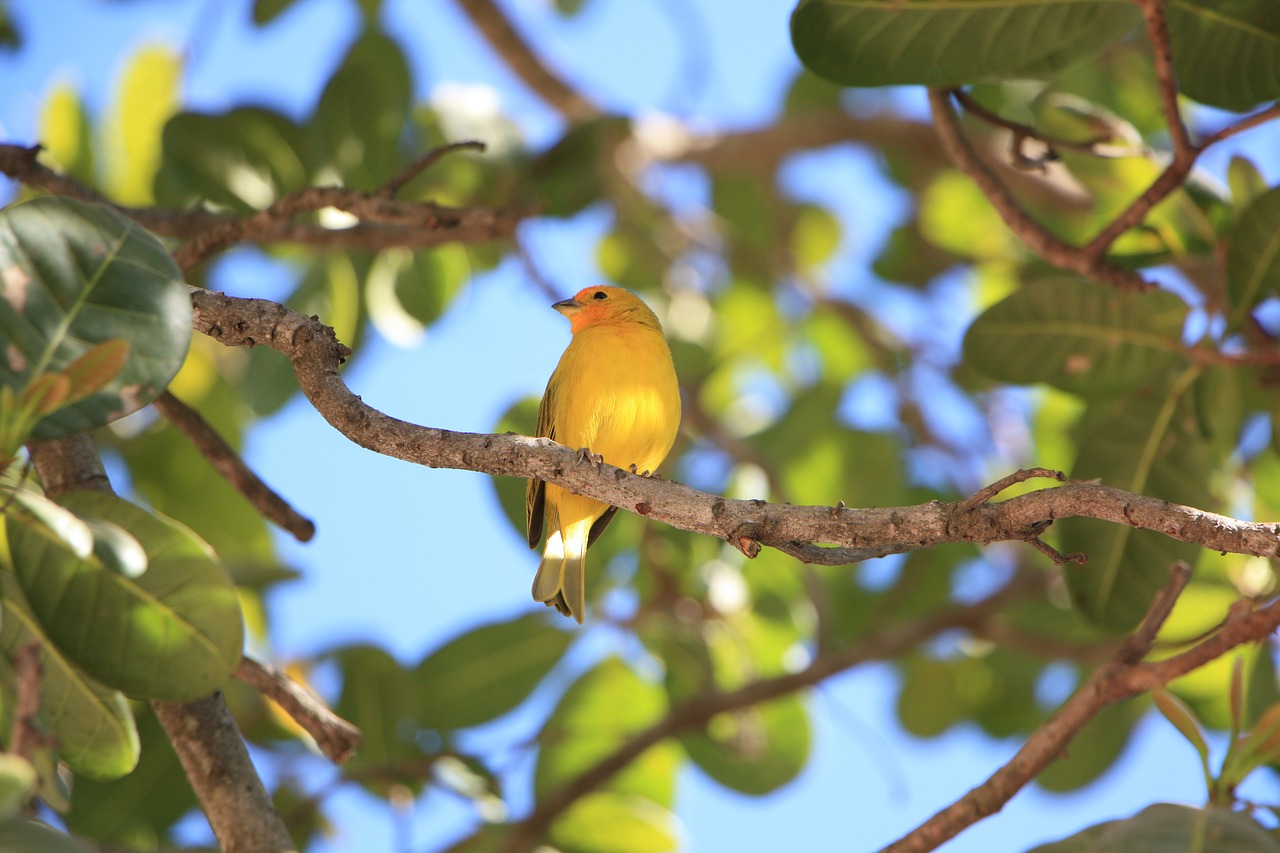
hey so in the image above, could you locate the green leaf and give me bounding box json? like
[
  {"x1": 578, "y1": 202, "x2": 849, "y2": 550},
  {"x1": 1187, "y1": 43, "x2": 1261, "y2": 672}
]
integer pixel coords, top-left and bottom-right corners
[
  {"x1": 38, "y1": 83, "x2": 95, "y2": 185},
  {"x1": 415, "y1": 614, "x2": 572, "y2": 730},
  {"x1": 309, "y1": 32, "x2": 412, "y2": 186},
  {"x1": 1166, "y1": 0, "x2": 1280, "y2": 111},
  {"x1": 682, "y1": 694, "x2": 810, "y2": 795},
  {"x1": 1228, "y1": 156, "x2": 1269, "y2": 216},
  {"x1": 155, "y1": 107, "x2": 308, "y2": 214},
  {"x1": 0, "y1": 197, "x2": 192, "y2": 440},
  {"x1": 332, "y1": 645, "x2": 425, "y2": 792},
  {"x1": 0, "y1": 572, "x2": 139, "y2": 780},
  {"x1": 0, "y1": 819, "x2": 94, "y2": 853},
  {"x1": 1153, "y1": 690, "x2": 1212, "y2": 782},
  {"x1": 64, "y1": 708, "x2": 196, "y2": 846},
  {"x1": 1061, "y1": 370, "x2": 1210, "y2": 627},
  {"x1": 790, "y1": 0, "x2": 1140, "y2": 88},
  {"x1": 963, "y1": 278, "x2": 1188, "y2": 397},
  {"x1": 103, "y1": 44, "x2": 182, "y2": 205},
  {"x1": 536, "y1": 658, "x2": 678, "y2": 807},
  {"x1": 550, "y1": 792, "x2": 680, "y2": 853},
  {"x1": 8, "y1": 492, "x2": 243, "y2": 701},
  {"x1": 1026, "y1": 804, "x2": 1280, "y2": 852},
  {"x1": 366, "y1": 245, "x2": 470, "y2": 346},
  {"x1": 0, "y1": 755, "x2": 36, "y2": 821},
  {"x1": 1226, "y1": 186, "x2": 1280, "y2": 329},
  {"x1": 1037, "y1": 700, "x2": 1140, "y2": 792},
  {"x1": 252, "y1": 0, "x2": 303, "y2": 25}
]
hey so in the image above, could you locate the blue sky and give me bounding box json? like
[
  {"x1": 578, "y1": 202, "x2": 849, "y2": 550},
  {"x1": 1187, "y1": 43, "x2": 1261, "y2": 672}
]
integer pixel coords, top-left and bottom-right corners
[{"x1": 3, "y1": 1, "x2": 1279, "y2": 851}]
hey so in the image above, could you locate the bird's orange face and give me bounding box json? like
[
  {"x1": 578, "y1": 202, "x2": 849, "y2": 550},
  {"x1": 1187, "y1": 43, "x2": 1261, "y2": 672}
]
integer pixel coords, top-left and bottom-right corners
[{"x1": 553, "y1": 286, "x2": 657, "y2": 334}]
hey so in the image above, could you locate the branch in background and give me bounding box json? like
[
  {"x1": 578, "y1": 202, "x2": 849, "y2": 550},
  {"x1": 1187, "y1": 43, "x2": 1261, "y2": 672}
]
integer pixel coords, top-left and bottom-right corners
[
  {"x1": 153, "y1": 391, "x2": 315, "y2": 542},
  {"x1": 927, "y1": 89, "x2": 1153, "y2": 291},
  {"x1": 375, "y1": 139, "x2": 487, "y2": 200},
  {"x1": 453, "y1": 0, "x2": 600, "y2": 122},
  {"x1": 234, "y1": 657, "x2": 361, "y2": 765},
  {"x1": 188, "y1": 288, "x2": 1280, "y2": 565},
  {"x1": 0, "y1": 143, "x2": 523, "y2": 271},
  {"x1": 496, "y1": 569, "x2": 1045, "y2": 852},
  {"x1": 883, "y1": 564, "x2": 1280, "y2": 853},
  {"x1": 950, "y1": 88, "x2": 1119, "y2": 169},
  {"x1": 8, "y1": 643, "x2": 47, "y2": 762},
  {"x1": 27, "y1": 434, "x2": 295, "y2": 853}
]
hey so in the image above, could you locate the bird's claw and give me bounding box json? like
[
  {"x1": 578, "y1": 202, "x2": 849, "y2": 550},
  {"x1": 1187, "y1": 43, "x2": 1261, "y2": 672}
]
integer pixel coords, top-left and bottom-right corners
[{"x1": 577, "y1": 447, "x2": 604, "y2": 466}]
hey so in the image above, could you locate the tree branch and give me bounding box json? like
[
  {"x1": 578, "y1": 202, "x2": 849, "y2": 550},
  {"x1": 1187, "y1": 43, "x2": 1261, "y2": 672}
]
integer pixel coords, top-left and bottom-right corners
[
  {"x1": 188, "y1": 288, "x2": 1280, "y2": 565},
  {"x1": 234, "y1": 656, "x2": 361, "y2": 765},
  {"x1": 883, "y1": 564, "x2": 1280, "y2": 852},
  {"x1": 153, "y1": 391, "x2": 315, "y2": 542},
  {"x1": 27, "y1": 433, "x2": 295, "y2": 853},
  {"x1": 452, "y1": 0, "x2": 600, "y2": 121}
]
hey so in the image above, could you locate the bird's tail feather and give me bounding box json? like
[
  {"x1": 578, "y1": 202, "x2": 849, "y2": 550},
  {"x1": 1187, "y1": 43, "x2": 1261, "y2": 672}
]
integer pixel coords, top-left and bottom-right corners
[{"x1": 532, "y1": 529, "x2": 586, "y2": 623}]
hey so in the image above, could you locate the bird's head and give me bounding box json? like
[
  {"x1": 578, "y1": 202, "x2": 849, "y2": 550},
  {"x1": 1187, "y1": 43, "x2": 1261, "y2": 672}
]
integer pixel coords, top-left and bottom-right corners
[{"x1": 553, "y1": 286, "x2": 663, "y2": 334}]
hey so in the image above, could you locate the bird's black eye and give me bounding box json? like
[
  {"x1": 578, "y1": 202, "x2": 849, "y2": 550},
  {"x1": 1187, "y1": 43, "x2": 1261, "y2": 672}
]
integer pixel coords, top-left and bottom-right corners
[{"x1": 592, "y1": 290, "x2": 608, "y2": 301}]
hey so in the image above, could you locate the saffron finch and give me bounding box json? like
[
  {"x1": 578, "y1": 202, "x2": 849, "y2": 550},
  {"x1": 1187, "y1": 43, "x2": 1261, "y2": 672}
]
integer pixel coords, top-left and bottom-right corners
[{"x1": 526, "y1": 286, "x2": 681, "y2": 623}]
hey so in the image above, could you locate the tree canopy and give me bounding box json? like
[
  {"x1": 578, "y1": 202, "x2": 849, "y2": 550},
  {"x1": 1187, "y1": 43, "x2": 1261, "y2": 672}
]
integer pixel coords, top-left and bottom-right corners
[{"x1": 1, "y1": 0, "x2": 1280, "y2": 851}]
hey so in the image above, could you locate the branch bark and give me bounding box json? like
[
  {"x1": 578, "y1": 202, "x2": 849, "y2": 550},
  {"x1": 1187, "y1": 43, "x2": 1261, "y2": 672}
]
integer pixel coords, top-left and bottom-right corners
[
  {"x1": 28, "y1": 434, "x2": 295, "y2": 853},
  {"x1": 189, "y1": 287, "x2": 1280, "y2": 566}
]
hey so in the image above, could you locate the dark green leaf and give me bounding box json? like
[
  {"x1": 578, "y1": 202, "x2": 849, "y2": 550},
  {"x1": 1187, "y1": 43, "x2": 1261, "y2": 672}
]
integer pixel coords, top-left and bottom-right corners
[
  {"x1": 963, "y1": 278, "x2": 1187, "y2": 396},
  {"x1": 8, "y1": 492, "x2": 243, "y2": 701},
  {"x1": 415, "y1": 614, "x2": 572, "y2": 730},
  {"x1": 1166, "y1": 0, "x2": 1280, "y2": 111},
  {"x1": 0, "y1": 198, "x2": 191, "y2": 440},
  {"x1": 155, "y1": 107, "x2": 308, "y2": 214},
  {"x1": 0, "y1": 572, "x2": 139, "y2": 780},
  {"x1": 791, "y1": 0, "x2": 1140, "y2": 88},
  {"x1": 1037, "y1": 700, "x2": 1140, "y2": 792},
  {"x1": 1026, "y1": 803, "x2": 1280, "y2": 852},
  {"x1": 1226, "y1": 186, "x2": 1280, "y2": 329},
  {"x1": 0, "y1": 819, "x2": 94, "y2": 853},
  {"x1": 332, "y1": 645, "x2": 426, "y2": 792},
  {"x1": 1060, "y1": 372, "x2": 1212, "y2": 627},
  {"x1": 252, "y1": 0, "x2": 302, "y2": 25}
]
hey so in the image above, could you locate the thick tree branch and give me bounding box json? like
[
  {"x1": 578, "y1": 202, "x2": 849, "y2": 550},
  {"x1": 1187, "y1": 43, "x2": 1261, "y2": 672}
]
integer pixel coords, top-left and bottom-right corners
[
  {"x1": 0, "y1": 143, "x2": 523, "y2": 270},
  {"x1": 189, "y1": 288, "x2": 1280, "y2": 564},
  {"x1": 884, "y1": 565, "x2": 1280, "y2": 853},
  {"x1": 28, "y1": 434, "x2": 295, "y2": 853},
  {"x1": 154, "y1": 391, "x2": 315, "y2": 542}
]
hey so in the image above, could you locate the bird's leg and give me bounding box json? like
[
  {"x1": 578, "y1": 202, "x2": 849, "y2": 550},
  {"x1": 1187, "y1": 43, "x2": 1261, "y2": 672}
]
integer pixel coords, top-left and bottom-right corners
[
  {"x1": 577, "y1": 447, "x2": 604, "y2": 466},
  {"x1": 628, "y1": 463, "x2": 655, "y2": 477}
]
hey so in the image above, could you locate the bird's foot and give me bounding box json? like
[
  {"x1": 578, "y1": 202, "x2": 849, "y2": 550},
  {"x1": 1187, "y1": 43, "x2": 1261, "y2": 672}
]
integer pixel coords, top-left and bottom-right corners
[
  {"x1": 577, "y1": 447, "x2": 604, "y2": 466},
  {"x1": 628, "y1": 463, "x2": 654, "y2": 477}
]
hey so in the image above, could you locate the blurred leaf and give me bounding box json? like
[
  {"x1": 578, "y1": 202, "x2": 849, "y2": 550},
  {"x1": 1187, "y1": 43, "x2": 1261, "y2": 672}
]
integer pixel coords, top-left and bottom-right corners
[
  {"x1": 1228, "y1": 156, "x2": 1269, "y2": 217},
  {"x1": 920, "y1": 171, "x2": 1021, "y2": 261},
  {"x1": 1037, "y1": 699, "x2": 1140, "y2": 792},
  {"x1": 64, "y1": 708, "x2": 196, "y2": 847},
  {"x1": 491, "y1": 396, "x2": 540, "y2": 541},
  {"x1": 156, "y1": 107, "x2": 308, "y2": 214},
  {"x1": 309, "y1": 32, "x2": 412, "y2": 186},
  {"x1": 415, "y1": 614, "x2": 572, "y2": 730},
  {"x1": 872, "y1": 220, "x2": 957, "y2": 286},
  {"x1": 1152, "y1": 690, "x2": 1210, "y2": 770},
  {"x1": 551, "y1": 792, "x2": 680, "y2": 853},
  {"x1": 528, "y1": 118, "x2": 627, "y2": 218},
  {"x1": 1166, "y1": 0, "x2": 1280, "y2": 111},
  {"x1": 38, "y1": 83, "x2": 94, "y2": 185},
  {"x1": 0, "y1": 819, "x2": 94, "y2": 853},
  {"x1": 1226, "y1": 186, "x2": 1280, "y2": 329},
  {"x1": 252, "y1": 0, "x2": 303, "y2": 25},
  {"x1": 963, "y1": 278, "x2": 1187, "y2": 397},
  {"x1": 1061, "y1": 372, "x2": 1211, "y2": 627},
  {"x1": 897, "y1": 655, "x2": 962, "y2": 737},
  {"x1": 790, "y1": 204, "x2": 840, "y2": 272},
  {"x1": 0, "y1": 197, "x2": 192, "y2": 440},
  {"x1": 10, "y1": 491, "x2": 244, "y2": 701},
  {"x1": 0, "y1": 755, "x2": 36, "y2": 821},
  {"x1": 0, "y1": 572, "x2": 139, "y2": 780},
  {"x1": 103, "y1": 44, "x2": 182, "y2": 205},
  {"x1": 536, "y1": 658, "x2": 678, "y2": 807},
  {"x1": 366, "y1": 245, "x2": 469, "y2": 346},
  {"x1": 791, "y1": 0, "x2": 1140, "y2": 88},
  {"x1": 1026, "y1": 803, "x2": 1280, "y2": 852},
  {"x1": 333, "y1": 645, "x2": 426, "y2": 792}
]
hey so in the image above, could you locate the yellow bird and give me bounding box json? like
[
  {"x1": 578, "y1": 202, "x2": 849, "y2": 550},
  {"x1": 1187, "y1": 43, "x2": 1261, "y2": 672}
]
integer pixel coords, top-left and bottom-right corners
[{"x1": 526, "y1": 286, "x2": 681, "y2": 623}]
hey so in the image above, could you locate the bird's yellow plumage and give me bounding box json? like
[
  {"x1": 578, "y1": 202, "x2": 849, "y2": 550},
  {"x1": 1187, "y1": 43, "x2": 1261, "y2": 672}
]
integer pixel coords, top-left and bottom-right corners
[{"x1": 526, "y1": 286, "x2": 681, "y2": 623}]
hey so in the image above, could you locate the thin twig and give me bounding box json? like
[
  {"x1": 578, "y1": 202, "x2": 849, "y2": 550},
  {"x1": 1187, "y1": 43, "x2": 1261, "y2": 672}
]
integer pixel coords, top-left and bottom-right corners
[
  {"x1": 879, "y1": 563, "x2": 1277, "y2": 853},
  {"x1": 927, "y1": 89, "x2": 1152, "y2": 291},
  {"x1": 376, "y1": 140, "x2": 487, "y2": 200},
  {"x1": 153, "y1": 391, "x2": 316, "y2": 542},
  {"x1": 951, "y1": 88, "x2": 1113, "y2": 167},
  {"x1": 960, "y1": 467, "x2": 1065, "y2": 512},
  {"x1": 9, "y1": 642, "x2": 46, "y2": 761},
  {"x1": 234, "y1": 657, "x2": 362, "y2": 764}
]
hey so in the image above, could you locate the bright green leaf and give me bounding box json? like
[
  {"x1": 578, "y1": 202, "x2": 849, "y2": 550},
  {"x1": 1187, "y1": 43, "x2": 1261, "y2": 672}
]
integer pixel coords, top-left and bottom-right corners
[
  {"x1": 0, "y1": 755, "x2": 36, "y2": 821},
  {"x1": 8, "y1": 492, "x2": 243, "y2": 701},
  {"x1": 103, "y1": 44, "x2": 182, "y2": 205},
  {"x1": 551, "y1": 792, "x2": 681, "y2": 853}
]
